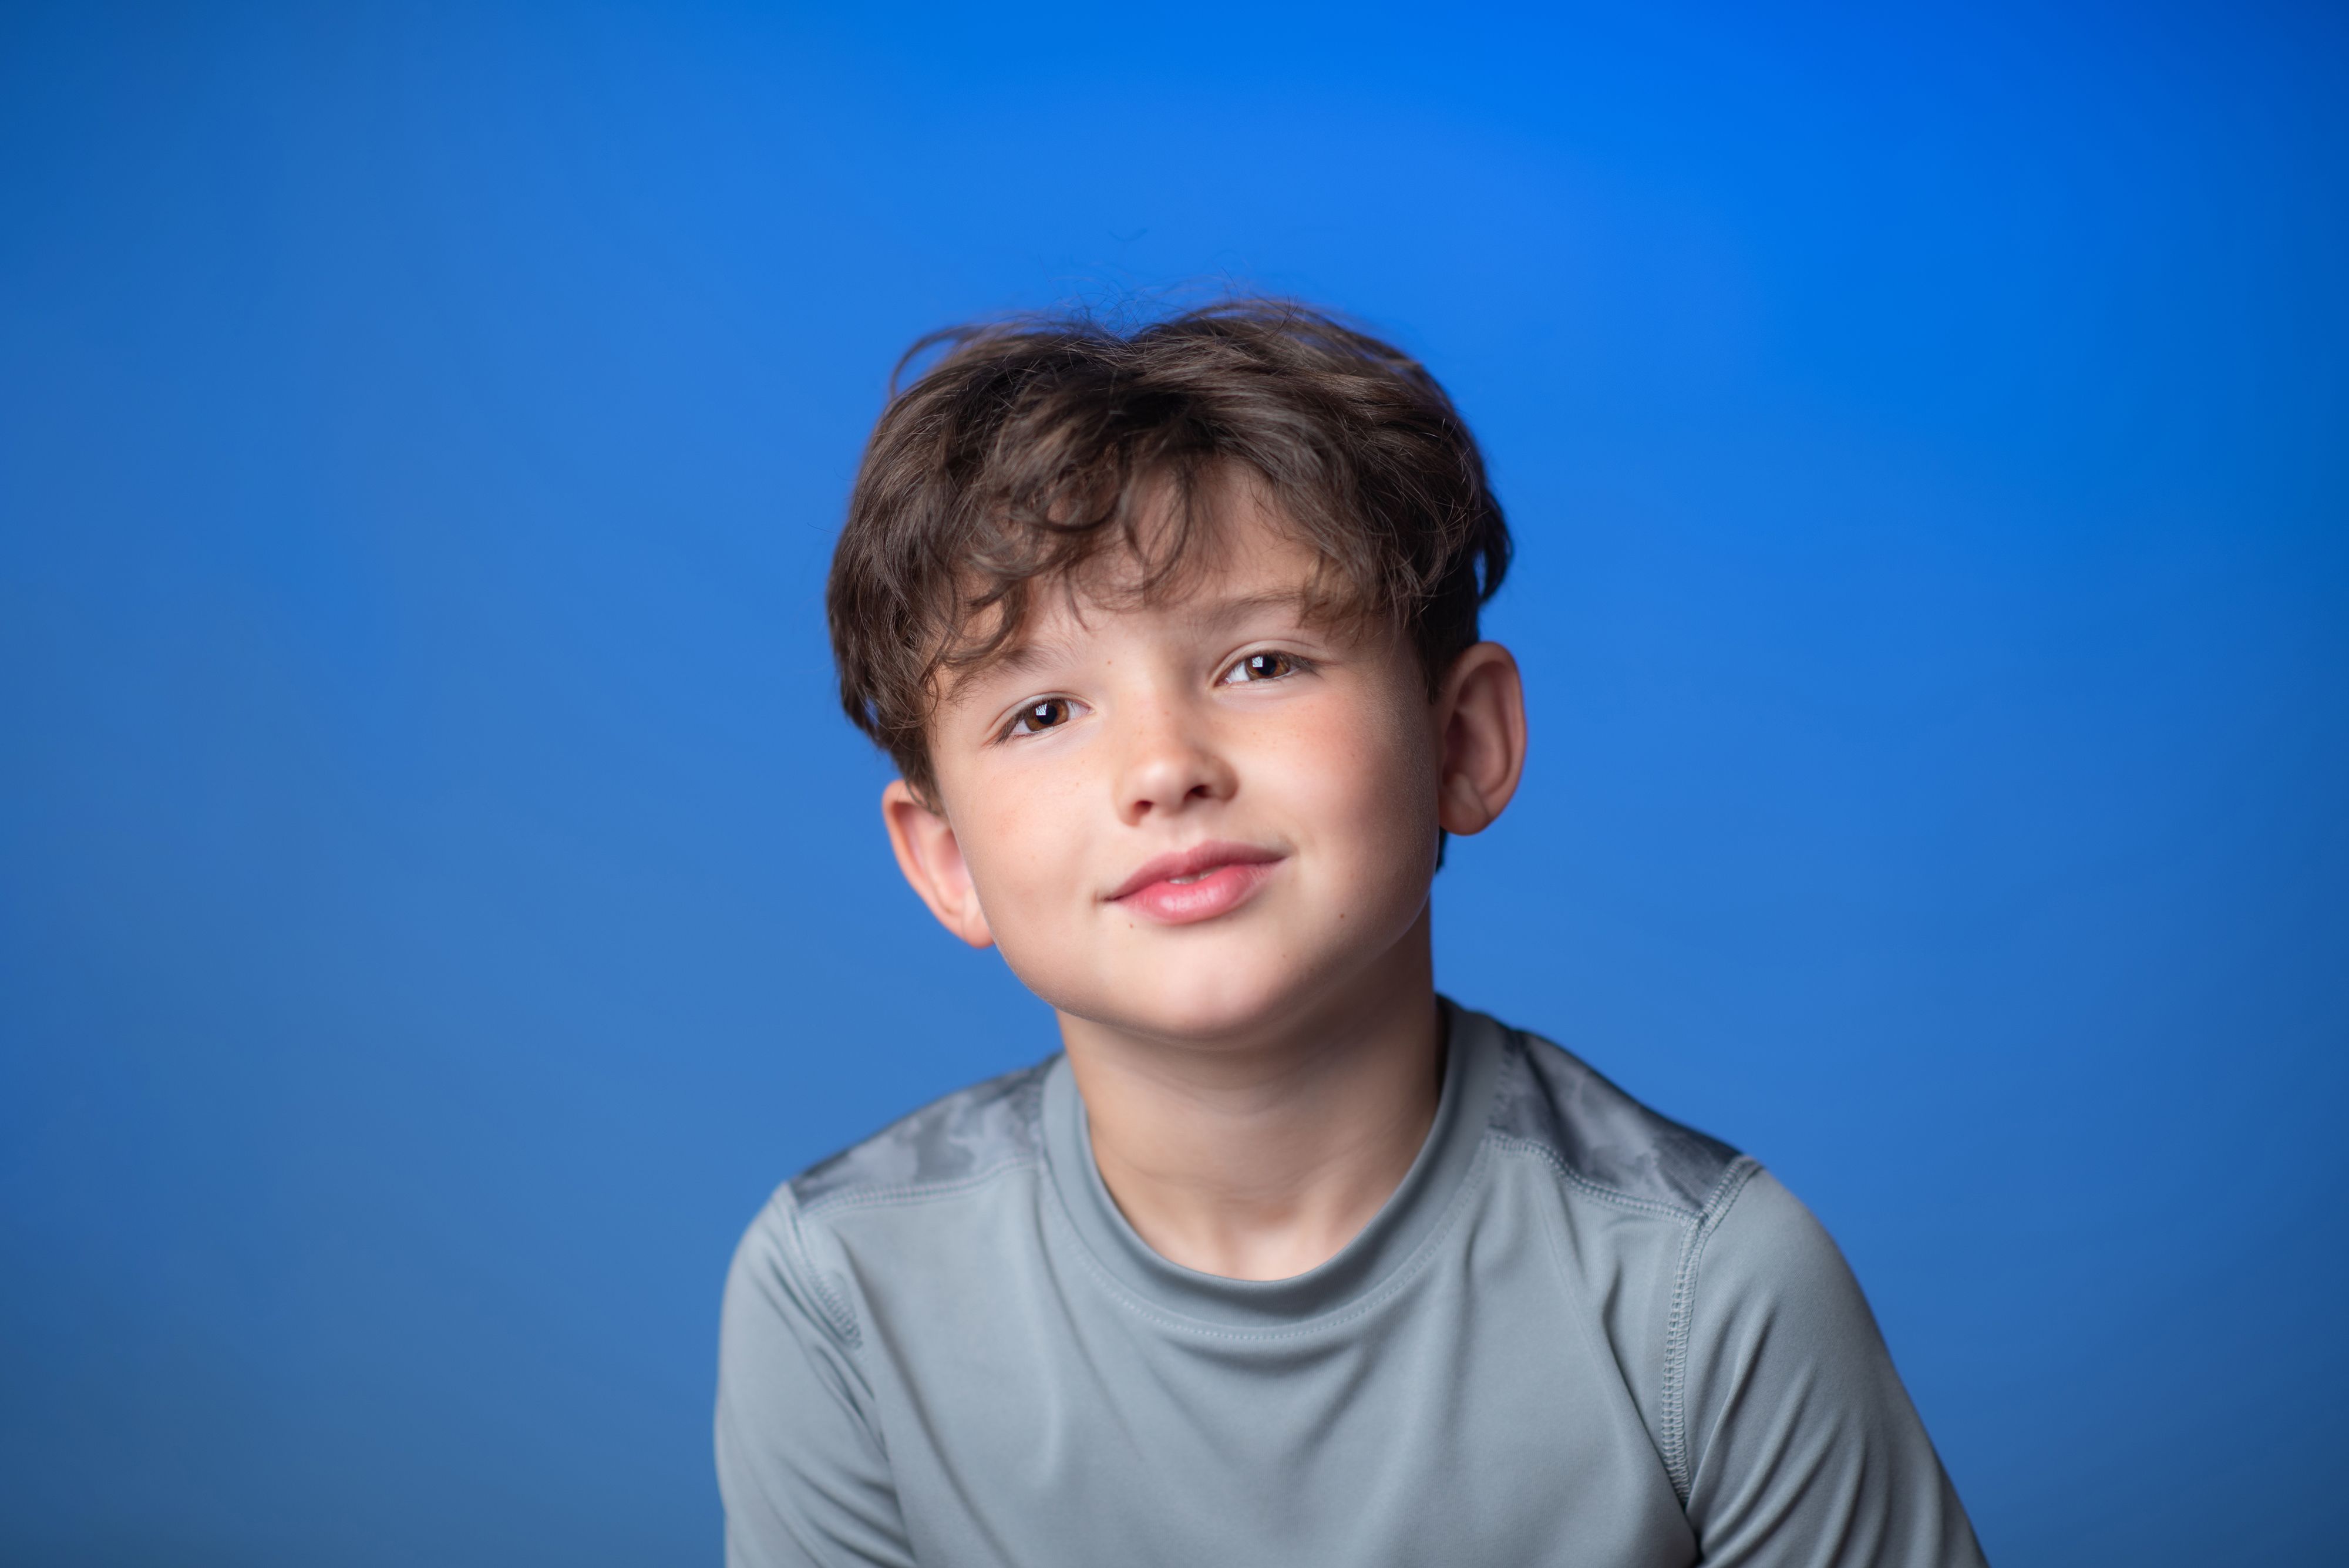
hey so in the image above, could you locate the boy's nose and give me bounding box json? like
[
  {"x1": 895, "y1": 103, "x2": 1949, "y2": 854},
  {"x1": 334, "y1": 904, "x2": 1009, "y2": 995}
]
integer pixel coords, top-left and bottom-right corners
[{"x1": 1114, "y1": 709, "x2": 1237, "y2": 825}]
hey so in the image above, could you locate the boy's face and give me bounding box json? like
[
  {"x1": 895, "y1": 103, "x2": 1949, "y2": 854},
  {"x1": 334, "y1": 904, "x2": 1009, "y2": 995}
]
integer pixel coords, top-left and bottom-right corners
[{"x1": 883, "y1": 482, "x2": 1523, "y2": 1048}]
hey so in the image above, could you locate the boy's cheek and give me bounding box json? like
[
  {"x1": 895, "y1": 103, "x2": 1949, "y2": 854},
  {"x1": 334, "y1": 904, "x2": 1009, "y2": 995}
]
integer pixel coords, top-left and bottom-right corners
[
  {"x1": 1263, "y1": 711, "x2": 1437, "y2": 842},
  {"x1": 958, "y1": 805, "x2": 1095, "y2": 941}
]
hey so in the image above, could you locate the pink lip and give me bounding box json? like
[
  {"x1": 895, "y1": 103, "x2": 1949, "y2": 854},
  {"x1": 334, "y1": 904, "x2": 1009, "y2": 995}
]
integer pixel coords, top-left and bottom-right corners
[{"x1": 1107, "y1": 840, "x2": 1285, "y2": 926}]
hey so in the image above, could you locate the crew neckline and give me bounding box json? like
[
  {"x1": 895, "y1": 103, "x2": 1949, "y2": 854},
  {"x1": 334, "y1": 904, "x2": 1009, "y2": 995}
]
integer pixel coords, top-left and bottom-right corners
[{"x1": 1039, "y1": 999, "x2": 1502, "y2": 1331}]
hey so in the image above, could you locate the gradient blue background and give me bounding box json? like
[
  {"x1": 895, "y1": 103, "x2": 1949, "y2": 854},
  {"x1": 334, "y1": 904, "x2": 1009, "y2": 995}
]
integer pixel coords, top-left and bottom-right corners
[{"x1": 4, "y1": 3, "x2": 2344, "y2": 1563}]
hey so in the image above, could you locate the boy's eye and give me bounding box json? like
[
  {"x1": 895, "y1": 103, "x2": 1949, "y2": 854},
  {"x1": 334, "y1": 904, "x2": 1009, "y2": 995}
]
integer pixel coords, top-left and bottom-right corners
[
  {"x1": 1224, "y1": 651, "x2": 1300, "y2": 684},
  {"x1": 1007, "y1": 698, "x2": 1076, "y2": 736}
]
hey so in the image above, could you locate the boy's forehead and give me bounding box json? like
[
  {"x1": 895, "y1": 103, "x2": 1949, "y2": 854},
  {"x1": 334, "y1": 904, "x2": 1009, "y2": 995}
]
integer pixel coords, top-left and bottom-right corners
[
  {"x1": 932, "y1": 520, "x2": 1332, "y2": 705},
  {"x1": 1058, "y1": 517, "x2": 1323, "y2": 628}
]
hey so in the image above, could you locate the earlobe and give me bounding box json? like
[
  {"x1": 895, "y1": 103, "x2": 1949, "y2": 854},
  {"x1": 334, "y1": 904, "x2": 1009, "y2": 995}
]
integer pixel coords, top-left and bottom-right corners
[
  {"x1": 1435, "y1": 642, "x2": 1527, "y2": 838},
  {"x1": 880, "y1": 779, "x2": 996, "y2": 949}
]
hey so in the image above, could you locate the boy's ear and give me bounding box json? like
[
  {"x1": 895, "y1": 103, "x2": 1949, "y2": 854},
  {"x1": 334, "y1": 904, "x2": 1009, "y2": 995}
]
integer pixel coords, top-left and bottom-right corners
[
  {"x1": 1435, "y1": 642, "x2": 1527, "y2": 838},
  {"x1": 881, "y1": 779, "x2": 996, "y2": 949}
]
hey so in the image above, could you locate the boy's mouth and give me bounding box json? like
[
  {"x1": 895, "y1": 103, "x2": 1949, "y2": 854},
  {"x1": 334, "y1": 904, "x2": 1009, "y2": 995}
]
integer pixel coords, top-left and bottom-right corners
[{"x1": 1107, "y1": 841, "x2": 1285, "y2": 925}]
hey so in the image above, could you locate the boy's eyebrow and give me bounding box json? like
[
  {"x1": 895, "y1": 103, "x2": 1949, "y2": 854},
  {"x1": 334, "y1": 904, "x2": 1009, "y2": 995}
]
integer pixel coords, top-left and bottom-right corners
[
  {"x1": 934, "y1": 637, "x2": 1062, "y2": 713},
  {"x1": 1192, "y1": 586, "x2": 1317, "y2": 624}
]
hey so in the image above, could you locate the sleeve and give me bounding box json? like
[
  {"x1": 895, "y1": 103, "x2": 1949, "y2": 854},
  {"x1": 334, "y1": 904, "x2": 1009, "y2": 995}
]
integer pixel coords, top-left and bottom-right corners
[
  {"x1": 715, "y1": 1196, "x2": 915, "y2": 1568},
  {"x1": 1675, "y1": 1169, "x2": 1987, "y2": 1568}
]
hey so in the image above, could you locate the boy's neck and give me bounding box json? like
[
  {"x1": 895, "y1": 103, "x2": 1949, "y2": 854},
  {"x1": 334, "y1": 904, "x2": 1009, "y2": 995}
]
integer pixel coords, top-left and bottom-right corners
[{"x1": 1058, "y1": 907, "x2": 1445, "y2": 1283}]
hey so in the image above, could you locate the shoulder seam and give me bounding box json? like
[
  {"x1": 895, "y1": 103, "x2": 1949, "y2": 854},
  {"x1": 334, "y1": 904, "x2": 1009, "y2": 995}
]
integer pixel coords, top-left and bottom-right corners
[
  {"x1": 1485, "y1": 1025, "x2": 1743, "y2": 1217},
  {"x1": 795, "y1": 1150, "x2": 1044, "y2": 1222},
  {"x1": 768, "y1": 1191, "x2": 863, "y2": 1350},
  {"x1": 1658, "y1": 1153, "x2": 1764, "y2": 1506},
  {"x1": 1485, "y1": 1131, "x2": 1707, "y2": 1222},
  {"x1": 770, "y1": 1152, "x2": 1047, "y2": 1355}
]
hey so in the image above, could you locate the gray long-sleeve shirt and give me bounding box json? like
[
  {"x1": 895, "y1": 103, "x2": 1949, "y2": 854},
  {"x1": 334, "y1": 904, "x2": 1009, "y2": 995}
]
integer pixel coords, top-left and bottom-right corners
[{"x1": 717, "y1": 1004, "x2": 1984, "y2": 1566}]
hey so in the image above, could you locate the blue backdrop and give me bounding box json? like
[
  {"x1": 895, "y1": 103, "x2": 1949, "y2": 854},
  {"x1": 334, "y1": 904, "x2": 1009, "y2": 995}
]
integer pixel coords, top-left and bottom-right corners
[{"x1": 4, "y1": 4, "x2": 2343, "y2": 1563}]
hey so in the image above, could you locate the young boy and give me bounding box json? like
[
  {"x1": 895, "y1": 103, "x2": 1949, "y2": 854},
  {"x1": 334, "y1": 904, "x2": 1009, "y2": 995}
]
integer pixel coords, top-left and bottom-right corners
[{"x1": 718, "y1": 302, "x2": 1985, "y2": 1567}]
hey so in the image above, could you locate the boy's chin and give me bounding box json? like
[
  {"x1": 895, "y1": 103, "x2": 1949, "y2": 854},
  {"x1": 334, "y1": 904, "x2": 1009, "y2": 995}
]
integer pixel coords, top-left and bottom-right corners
[{"x1": 1024, "y1": 953, "x2": 1388, "y2": 1050}]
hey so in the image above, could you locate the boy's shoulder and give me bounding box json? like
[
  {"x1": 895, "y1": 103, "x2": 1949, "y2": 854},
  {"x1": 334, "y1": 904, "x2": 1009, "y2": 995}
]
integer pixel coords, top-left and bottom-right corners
[
  {"x1": 785, "y1": 1055, "x2": 1055, "y2": 1217},
  {"x1": 1483, "y1": 1015, "x2": 1748, "y2": 1220}
]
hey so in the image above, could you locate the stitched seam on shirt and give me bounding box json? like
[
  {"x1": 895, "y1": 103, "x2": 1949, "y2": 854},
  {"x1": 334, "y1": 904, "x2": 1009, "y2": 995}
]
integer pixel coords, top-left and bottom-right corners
[
  {"x1": 1044, "y1": 1139, "x2": 1497, "y2": 1343},
  {"x1": 1660, "y1": 1154, "x2": 1763, "y2": 1506},
  {"x1": 788, "y1": 1157, "x2": 1044, "y2": 1351},
  {"x1": 796, "y1": 1152, "x2": 1044, "y2": 1220},
  {"x1": 1483, "y1": 1132, "x2": 1706, "y2": 1222},
  {"x1": 770, "y1": 1193, "x2": 862, "y2": 1350},
  {"x1": 1505, "y1": 1139, "x2": 1691, "y2": 1509}
]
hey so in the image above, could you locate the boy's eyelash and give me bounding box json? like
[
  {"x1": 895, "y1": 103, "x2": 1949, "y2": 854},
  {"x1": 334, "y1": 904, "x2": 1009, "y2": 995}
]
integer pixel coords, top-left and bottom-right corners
[
  {"x1": 994, "y1": 652, "x2": 1311, "y2": 739},
  {"x1": 1222, "y1": 649, "x2": 1315, "y2": 684}
]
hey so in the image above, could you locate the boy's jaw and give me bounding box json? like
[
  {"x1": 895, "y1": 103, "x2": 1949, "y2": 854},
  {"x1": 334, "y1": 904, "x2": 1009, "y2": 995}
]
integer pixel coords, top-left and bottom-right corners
[{"x1": 1105, "y1": 840, "x2": 1287, "y2": 925}]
